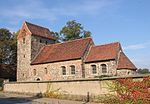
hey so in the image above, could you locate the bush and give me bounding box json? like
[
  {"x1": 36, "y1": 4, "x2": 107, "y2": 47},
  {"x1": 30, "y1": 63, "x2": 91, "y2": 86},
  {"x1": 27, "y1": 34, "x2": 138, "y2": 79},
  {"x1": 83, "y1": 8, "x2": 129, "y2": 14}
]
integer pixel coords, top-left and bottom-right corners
[{"x1": 109, "y1": 77, "x2": 150, "y2": 104}]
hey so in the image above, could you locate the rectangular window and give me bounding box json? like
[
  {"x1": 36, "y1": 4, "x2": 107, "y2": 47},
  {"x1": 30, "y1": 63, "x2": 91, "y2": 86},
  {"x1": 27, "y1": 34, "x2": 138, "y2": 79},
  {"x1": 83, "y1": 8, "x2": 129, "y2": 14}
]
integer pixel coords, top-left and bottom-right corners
[
  {"x1": 70, "y1": 65, "x2": 75, "y2": 75},
  {"x1": 101, "y1": 64, "x2": 107, "y2": 73},
  {"x1": 45, "y1": 41, "x2": 48, "y2": 44},
  {"x1": 91, "y1": 65, "x2": 97, "y2": 74},
  {"x1": 23, "y1": 38, "x2": 25, "y2": 44},
  {"x1": 62, "y1": 66, "x2": 66, "y2": 75},
  {"x1": 40, "y1": 39, "x2": 42, "y2": 43}
]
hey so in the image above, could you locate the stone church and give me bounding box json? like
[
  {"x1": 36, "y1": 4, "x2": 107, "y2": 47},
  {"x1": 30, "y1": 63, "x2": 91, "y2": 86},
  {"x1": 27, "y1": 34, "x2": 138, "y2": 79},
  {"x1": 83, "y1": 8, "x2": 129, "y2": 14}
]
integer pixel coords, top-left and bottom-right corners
[{"x1": 17, "y1": 21, "x2": 137, "y2": 81}]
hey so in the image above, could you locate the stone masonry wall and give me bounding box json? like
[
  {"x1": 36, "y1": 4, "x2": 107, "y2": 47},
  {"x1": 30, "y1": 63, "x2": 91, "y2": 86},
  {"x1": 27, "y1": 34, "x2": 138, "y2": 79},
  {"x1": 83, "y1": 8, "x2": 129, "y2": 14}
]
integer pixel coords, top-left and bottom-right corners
[
  {"x1": 31, "y1": 35, "x2": 55, "y2": 61},
  {"x1": 117, "y1": 69, "x2": 137, "y2": 76},
  {"x1": 30, "y1": 60, "x2": 83, "y2": 81},
  {"x1": 84, "y1": 60, "x2": 117, "y2": 78},
  {"x1": 17, "y1": 35, "x2": 31, "y2": 81}
]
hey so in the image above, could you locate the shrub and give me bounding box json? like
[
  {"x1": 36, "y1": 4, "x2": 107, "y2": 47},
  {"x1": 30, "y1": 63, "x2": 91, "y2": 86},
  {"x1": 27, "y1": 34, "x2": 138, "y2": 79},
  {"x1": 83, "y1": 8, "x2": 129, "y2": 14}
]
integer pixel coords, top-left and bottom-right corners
[{"x1": 110, "y1": 77, "x2": 150, "y2": 104}]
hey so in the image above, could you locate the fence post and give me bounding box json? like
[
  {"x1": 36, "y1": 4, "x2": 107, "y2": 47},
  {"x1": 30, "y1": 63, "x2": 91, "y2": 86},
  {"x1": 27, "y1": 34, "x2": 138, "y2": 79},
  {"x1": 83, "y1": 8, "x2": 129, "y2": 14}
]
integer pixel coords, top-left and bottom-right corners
[{"x1": 86, "y1": 92, "x2": 90, "y2": 102}]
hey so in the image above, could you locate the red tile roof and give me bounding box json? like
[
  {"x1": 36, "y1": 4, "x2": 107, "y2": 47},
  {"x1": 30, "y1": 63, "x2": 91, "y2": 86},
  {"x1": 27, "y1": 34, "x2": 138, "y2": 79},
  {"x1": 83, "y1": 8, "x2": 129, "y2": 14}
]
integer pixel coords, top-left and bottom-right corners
[
  {"x1": 25, "y1": 21, "x2": 56, "y2": 40},
  {"x1": 117, "y1": 52, "x2": 137, "y2": 70},
  {"x1": 31, "y1": 37, "x2": 92, "y2": 64},
  {"x1": 18, "y1": 21, "x2": 56, "y2": 40},
  {"x1": 85, "y1": 42, "x2": 120, "y2": 62}
]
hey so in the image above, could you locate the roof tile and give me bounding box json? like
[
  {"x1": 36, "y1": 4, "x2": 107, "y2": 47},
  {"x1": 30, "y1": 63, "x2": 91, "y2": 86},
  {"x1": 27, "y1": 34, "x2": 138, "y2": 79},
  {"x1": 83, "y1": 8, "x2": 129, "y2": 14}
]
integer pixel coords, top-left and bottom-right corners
[
  {"x1": 117, "y1": 52, "x2": 137, "y2": 70},
  {"x1": 31, "y1": 37, "x2": 92, "y2": 64},
  {"x1": 23, "y1": 21, "x2": 56, "y2": 40},
  {"x1": 85, "y1": 42, "x2": 120, "y2": 62}
]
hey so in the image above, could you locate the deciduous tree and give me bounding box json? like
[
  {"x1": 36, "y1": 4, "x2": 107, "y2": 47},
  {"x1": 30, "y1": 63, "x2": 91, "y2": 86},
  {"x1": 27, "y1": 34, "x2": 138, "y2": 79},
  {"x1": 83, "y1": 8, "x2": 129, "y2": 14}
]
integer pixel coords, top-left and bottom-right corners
[
  {"x1": 0, "y1": 28, "x2": 17, "y2": 65},
  {"x1": 59, "y1": 20, "x2": 91, "y2": 41}
]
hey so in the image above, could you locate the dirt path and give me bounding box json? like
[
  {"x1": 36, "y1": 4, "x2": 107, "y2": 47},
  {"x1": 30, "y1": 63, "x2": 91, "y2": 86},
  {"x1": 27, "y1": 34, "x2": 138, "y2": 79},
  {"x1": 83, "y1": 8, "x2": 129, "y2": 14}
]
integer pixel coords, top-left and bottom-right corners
[{"x1": 0, "y1": 92, "x2": 100, "y2": 104}]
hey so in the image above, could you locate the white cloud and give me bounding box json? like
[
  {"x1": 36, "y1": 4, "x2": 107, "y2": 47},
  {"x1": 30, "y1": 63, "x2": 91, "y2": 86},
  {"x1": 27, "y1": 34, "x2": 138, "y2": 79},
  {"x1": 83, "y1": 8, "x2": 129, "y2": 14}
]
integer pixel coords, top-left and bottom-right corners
[
  {"x1": 0, "y1": 0, "x2": 118, "y2": 25},
  {"x1": 124, "y1": 42, "x2": 150, "y2": 50}
]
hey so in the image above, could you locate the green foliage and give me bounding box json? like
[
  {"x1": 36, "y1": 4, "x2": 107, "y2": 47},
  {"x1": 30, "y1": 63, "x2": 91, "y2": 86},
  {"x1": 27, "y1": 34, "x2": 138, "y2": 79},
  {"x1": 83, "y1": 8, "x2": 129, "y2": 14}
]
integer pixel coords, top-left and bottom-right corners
[
  {"x1": 59, "y1": 20, "x2": 91, "y2": 41},
  {"x1": 0, "y1": 28, "x2": 18, "y2": 65},
  {"x1": 137, "y1": 68, "x2": 150, "y2": 74}
]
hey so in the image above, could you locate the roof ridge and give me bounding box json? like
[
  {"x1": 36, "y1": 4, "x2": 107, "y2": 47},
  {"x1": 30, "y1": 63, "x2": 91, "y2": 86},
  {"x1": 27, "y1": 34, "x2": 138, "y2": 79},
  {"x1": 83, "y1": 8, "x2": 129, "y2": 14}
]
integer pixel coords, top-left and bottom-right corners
[
  {"x1": 45, "y1": 37, "x2": 92, "y2": 47},
  {"x1": 92, "y1": 42, "x2": 120, "y2": 47},
  {"x1": 24, "y1": 21, "x2": 49, "y2": 30}
]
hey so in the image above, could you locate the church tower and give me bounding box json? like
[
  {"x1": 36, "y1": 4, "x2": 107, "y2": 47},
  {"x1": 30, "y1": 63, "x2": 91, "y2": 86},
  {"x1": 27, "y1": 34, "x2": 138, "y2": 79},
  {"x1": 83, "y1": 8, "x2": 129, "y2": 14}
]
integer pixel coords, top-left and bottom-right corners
[{"x1": 17, "y1": 21, "x2": 56, "y2": 81}]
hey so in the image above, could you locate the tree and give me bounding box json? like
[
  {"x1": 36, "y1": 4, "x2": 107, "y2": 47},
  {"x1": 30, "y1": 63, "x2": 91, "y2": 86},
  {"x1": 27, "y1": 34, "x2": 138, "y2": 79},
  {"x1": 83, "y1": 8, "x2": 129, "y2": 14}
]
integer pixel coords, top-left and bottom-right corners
[
  {"x1": 0, "y1": 28, "x2": 17, "y2": 65},
  {"x1": 59, "y1": 20, "x2": 91, "y2": 41},
  {"x1": 137, "y1": 68, "x2": 150, "y2": 74}
]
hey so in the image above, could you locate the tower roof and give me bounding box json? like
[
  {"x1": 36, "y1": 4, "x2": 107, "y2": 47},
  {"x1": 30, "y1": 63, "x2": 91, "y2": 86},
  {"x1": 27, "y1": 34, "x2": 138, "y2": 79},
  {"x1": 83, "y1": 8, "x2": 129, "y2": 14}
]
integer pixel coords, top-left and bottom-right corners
[{"x1": 18, "y1": 21, "x2": 56, "y2": 40}]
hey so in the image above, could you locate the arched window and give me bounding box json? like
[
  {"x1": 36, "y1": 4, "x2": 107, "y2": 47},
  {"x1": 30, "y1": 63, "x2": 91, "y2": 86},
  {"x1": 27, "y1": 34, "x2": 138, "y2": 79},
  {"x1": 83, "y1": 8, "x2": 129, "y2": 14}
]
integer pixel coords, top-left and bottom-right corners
[
  {"x1": 61, "y1": 66, "x2": 66, "y2": 75},
  {"x1": 33, "y1": 69, "x2": 36, "y2": 76},
  {"x1": 36, "y1": 78, "x2": 40, "y2": 81},
  {"x1": 70, "y1": 65, "x2": 75, "y2": 75},
  {"x1": 91, "y1": 65, "x2": 97, "y2": 74},
  {"x1": 101, "y1": 64, "x2": 107, "y2": 73}
]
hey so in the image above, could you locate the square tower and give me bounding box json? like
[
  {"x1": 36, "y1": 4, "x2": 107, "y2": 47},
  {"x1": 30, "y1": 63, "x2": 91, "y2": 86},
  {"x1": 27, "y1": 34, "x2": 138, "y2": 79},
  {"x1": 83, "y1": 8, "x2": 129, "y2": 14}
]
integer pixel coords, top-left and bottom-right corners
[{"x1": 17, "y1": 21, "x2": 56, "y2": 81}]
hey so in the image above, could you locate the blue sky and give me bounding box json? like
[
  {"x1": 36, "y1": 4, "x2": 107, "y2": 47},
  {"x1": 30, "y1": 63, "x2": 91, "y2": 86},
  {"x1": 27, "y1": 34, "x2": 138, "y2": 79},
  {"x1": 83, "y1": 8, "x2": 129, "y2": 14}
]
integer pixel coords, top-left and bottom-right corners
[{"x1": 0, "y1": 0, "x2": 150, "y2": 69}]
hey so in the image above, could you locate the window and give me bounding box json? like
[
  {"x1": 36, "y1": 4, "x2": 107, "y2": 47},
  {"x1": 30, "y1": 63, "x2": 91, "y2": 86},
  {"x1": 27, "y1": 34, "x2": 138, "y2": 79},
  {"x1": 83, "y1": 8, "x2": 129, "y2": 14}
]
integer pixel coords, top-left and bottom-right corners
[
  {"x1": 70, "y1": 65, "x2": 75, "y2": 75},
  {"x1": 62, "y1": 66, "x2": 66, "y2": 75},
  {"x1": 33, "y1": 69, "x2": 36, "y2": 76},
  {"x1": 23, "y1": 37, "x2": 25, "y2": 44},
  {"x1": 101, "y1": 64, "x2": 107, "y2": 73},
  {"x1": 24, "y1": 55, "x2": 25, "y2": 58},
  {"x1": 45, "y1": 68, "x2": 48, "y2": 74},
  {"x1": 45, "y1": 41, "x2": 48, "y2": 44},
  {"x1": 40, "y1": 39, "x2": 42, "y2": 43},
  {"x1": 36, "y1": 78, "x2": 40, "y2": 81},
  {"x1": 91, "y1": 65, "x2": 97, "y2": 74}
]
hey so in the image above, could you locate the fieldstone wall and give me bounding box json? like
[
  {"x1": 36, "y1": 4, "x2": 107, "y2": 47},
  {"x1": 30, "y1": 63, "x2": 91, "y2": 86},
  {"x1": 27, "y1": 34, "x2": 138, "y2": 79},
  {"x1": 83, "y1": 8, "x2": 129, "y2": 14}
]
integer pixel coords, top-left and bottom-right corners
[
  {"x1": 30, "y1": 60, "x2": 83, "y2": 81},
  {"x1": 84, "y1": 60, "x2": 117, "y2": 78},
  {"x1": 117, "y1": 69, "x2": 137, "y2": 76},
  {"x1": 17, "y1": 34, "x2": 31, "y2": 81},
  {"x1": 17, "y1": 24, "x2": 56, "y2": 82},
  {"x1": 31, "y1": 35, "x2": 55, "y2": 61}
]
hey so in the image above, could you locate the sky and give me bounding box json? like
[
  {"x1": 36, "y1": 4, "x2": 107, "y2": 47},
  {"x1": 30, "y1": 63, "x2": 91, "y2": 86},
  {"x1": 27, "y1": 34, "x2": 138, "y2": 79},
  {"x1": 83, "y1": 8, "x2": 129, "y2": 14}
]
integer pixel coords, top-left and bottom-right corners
[{"x1": 0, "y1": 0, "x2": 150, "y2": 69}]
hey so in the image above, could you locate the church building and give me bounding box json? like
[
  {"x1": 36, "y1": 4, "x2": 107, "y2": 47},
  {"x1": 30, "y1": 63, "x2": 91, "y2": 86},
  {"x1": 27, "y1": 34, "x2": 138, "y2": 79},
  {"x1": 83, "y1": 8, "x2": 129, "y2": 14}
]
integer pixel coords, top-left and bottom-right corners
[{"x1": 17, "y1": 21, "x2": 137, "y2": 81}]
